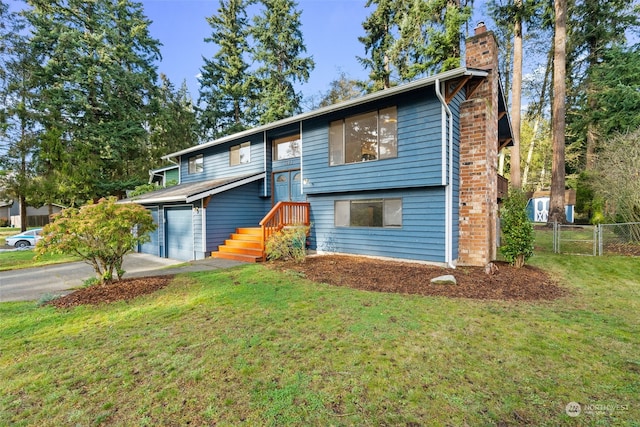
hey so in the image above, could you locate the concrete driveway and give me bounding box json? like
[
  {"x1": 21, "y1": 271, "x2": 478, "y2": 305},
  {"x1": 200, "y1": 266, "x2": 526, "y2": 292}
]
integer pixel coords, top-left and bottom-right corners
[{"x1": 0, "y1": 253, "x2": 243, "y2": 302}]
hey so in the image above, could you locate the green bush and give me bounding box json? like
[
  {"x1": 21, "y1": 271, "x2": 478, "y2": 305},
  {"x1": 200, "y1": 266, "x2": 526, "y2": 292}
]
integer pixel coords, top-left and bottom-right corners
[
  {"x1": 265, "y1": 225, "x2": 309, "y2": 263},
  {"x1": 500, "y1": 189, "x2": 535, "y2": 268},
  {"x1": 36, "y1": 197, "x2": 157, "y2": 284}
]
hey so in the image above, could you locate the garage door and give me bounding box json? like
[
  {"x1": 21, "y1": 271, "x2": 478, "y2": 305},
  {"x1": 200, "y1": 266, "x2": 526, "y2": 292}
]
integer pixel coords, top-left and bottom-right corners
[
  {"x1": 165, "y1": 206, "x2": 193, "y2": 261},
  {"x1": 139, "y1": 207, "x2": 159, "y2": 256}
]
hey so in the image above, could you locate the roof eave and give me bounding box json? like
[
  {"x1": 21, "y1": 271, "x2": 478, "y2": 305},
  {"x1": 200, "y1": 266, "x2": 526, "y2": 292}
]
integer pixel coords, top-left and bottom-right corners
[{"x1": 163, "y1": 68, "x2": 488, "y2": 160}]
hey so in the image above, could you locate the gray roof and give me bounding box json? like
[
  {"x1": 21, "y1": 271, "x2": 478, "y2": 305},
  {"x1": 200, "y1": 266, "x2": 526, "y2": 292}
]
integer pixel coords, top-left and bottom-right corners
[{"x1": 122, "y1": 172, "x2": 265, "y2": 205}]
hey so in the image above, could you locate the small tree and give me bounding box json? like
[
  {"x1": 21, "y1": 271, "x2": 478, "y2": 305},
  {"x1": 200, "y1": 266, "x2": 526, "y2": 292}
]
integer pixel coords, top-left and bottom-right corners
[
  {"x1": 500, "y1": 189, "x2": 534, "y2": 268},
  {"x1": 36, "y1": 197, "x2": 156, "y2": 284}
]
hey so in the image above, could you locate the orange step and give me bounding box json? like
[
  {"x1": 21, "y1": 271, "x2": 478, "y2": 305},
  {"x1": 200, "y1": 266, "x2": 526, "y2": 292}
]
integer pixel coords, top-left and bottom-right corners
[
  {"x1": 211, "y1": 251, "x2": 261, "y2": 263},
  {"x1": 212, "y1": 227, "x2": 264, "y2": 262}
]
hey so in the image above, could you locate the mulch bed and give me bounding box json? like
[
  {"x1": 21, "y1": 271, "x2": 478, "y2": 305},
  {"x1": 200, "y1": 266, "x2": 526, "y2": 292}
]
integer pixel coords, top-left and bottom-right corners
[
  {"x1": 47, "y1": 275, "x2": 175, "y2": 308},
  {"x1": 46, "y1": 255, "x2": 567, "y2": 308},
  {"x1": 272, "y1": 255, "x2": 567, "y2": 302}
]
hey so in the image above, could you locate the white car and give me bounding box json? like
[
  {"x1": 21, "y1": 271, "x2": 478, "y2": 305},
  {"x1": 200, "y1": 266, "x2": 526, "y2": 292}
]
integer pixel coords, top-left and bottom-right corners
[{"x1": 5, "y1": 229, "x2": 43, "y2": 248}]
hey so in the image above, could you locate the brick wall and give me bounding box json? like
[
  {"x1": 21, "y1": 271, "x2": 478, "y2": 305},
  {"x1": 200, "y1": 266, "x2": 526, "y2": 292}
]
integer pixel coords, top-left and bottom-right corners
[{"x1": 458, "y1": 24, "x2": 500, "y2": 266}]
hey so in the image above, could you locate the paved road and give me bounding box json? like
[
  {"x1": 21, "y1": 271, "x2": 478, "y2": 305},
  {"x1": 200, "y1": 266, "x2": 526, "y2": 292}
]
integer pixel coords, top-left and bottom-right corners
[{"x1": 0, "y1": 253, "x2": 243, "y2": 302}]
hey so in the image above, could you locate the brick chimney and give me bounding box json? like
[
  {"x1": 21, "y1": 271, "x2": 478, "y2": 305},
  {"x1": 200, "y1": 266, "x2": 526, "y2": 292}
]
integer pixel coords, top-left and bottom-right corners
[{"x1": 457, "y1": 24, "x2": 501, "y2": 266}]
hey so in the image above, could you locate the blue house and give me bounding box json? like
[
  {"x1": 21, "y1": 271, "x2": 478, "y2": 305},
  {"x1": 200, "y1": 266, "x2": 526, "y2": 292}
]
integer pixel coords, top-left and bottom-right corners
[{"x1": 125, "y1": 24, "x2": 512, "y2": 266}]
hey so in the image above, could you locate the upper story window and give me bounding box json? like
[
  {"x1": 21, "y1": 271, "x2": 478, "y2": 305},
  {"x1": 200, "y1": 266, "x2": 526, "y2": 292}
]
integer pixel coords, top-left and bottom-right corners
[
  {"x1": 274, "y1": 134, "x2": 301, "y2": 160},
  {"x1": 329, "y1": 106, "x2": 397, "y2": 166},
  {"x1": 188, "y1": 154, "x2": 203, "y2": 174},
  {"x1": 230, "y1": 142, "x2": 251, "y2": 166}
]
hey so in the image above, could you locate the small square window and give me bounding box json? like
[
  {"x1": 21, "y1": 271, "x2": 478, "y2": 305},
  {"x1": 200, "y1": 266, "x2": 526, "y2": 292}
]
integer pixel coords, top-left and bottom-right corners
[
  {"x1": 188, "y1": 154, "x2": 203, "y2": 174},
  {"x1": 230, "y1": 142, "x2": 251, "y2": 166},
  {"x1": 274, "y1": 135, "x2": 301, "y2": 160}
]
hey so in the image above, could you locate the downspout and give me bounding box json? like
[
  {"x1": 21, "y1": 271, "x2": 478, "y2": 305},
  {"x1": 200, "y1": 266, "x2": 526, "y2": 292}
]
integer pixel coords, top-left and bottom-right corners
[
  {"x1": 263, "y1": 131, "x2": 268, "y2": 197},
  {"x1": 435, "y1": 79, "x2": 456, "y2": 269}
]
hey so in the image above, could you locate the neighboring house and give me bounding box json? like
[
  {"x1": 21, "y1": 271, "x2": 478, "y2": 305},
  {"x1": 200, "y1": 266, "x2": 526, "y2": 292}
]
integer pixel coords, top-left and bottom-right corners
[
  {"x1": 149, "y1": 165, "x2": 180, "y2": 187},
  {"x1": 0, "y1": 200, "x2": 11, "y2": 226},
  {"x1": 124, "y1": 24, "x2": 512, "y2": 266},
  {"x1": 1, "y1": 200, "x2": 64, "y2": 228}
]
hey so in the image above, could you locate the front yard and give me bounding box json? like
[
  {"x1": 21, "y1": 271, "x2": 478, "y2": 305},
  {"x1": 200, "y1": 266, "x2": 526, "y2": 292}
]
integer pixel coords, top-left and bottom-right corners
[{"x1": 0, "y1": 232, "x2": 638, "y2": 425}]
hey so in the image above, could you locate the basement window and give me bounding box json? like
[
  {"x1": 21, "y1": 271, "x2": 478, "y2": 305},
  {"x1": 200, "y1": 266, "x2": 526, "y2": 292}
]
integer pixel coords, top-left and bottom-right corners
[{"x1": 334, "y1": 198, "x2": 402, "y2": 228}]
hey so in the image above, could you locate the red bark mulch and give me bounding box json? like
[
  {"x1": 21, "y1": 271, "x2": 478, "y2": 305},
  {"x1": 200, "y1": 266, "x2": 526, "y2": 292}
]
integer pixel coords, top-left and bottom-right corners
[
  {"x1": 47, "y1": 255, "x2": 567, "y2": 308},
  {"x1": 271, "y1": 255, "x2": 567, "y2": 302}
]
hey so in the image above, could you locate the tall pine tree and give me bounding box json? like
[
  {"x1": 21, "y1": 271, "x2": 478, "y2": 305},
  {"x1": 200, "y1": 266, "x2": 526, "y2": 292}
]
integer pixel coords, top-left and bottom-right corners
[
  {"x1": 199, "y1": 0, "x2": 255, "y2": 139},
  {"x1": 25, "y1": 0, "x2": 161, "y2": 204},
  {"x1": 251, "y1": 0, "x2": 314, "y2": 123},
  {"x1": 149, "y1": 75, "x2": 198, "y2": 167},
  {"x1": 359, "y1": 0, "x2": 471, "y2": 91},
  {"x1": 358, "y1": 0, "x2": 398, "y2": 91}
]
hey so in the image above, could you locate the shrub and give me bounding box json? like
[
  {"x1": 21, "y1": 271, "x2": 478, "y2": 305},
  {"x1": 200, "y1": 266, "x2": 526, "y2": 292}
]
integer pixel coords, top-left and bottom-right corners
[
  {"x1": 36, "y1": 197, "x2": 156, "y2": 284},
  {"x1": 265, "y1": 225, "x2": 309, "y2": 263},
  {"x1": 0, "y1": 217, "x2": 9, "y2": 227},
  {"x1": 500, "y1": 189, "x2": 535, "y2": 268}
]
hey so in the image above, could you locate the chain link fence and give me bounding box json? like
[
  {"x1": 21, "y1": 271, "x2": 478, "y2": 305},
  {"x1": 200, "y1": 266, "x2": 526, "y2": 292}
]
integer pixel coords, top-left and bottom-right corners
[
  {"x1": 553, "y1": 223, "x2": 597, "y2": 255},
  {"x1": 597, "y1": 222, "x2": 640, "y2": 256},
  {"x1": 551, "y1": 222, "x2": 640, "y2": 256}
]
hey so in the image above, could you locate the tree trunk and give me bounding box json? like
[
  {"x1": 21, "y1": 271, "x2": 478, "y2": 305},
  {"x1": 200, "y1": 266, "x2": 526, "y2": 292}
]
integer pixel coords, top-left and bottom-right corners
[
  {"x1": 548, "y1": 0, "x2": 567, "y2": 225},
  {"x1": 510, "y1": 14, "x2": 523, "y2": 189},
  {"x1": 19, "y1": 195, "x2": 28, "y2": 232},
  {"x1": 522, "y1": 118, "x2": 540, "y2": 188}
]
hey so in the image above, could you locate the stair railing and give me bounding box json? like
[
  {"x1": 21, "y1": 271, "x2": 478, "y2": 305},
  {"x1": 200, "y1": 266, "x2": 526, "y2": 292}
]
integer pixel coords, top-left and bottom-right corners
[{"x1": 259, "y1": 201, "x2": 310, "y2": 261}]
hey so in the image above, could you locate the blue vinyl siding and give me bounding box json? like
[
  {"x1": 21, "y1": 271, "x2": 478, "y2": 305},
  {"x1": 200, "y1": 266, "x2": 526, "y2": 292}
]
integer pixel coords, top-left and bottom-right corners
[
  {"x1": 450, "y1": 89, "x2": 464, "y2": 259},
  {"x1": 180, "y1": 134, "x2": 266, "y2": 184},
  {"x1": 205, "y1": 180, "x2": 269, "y2": 252},
  {"x1": 308, "y1": 187, "x2": 447, "y2": 263},
  {"x1": 302, "y1": 88, "x2": 444, "y2": 195},
  {"x1": 139, "y1": 207, "x2": 159, "y2": 256}
]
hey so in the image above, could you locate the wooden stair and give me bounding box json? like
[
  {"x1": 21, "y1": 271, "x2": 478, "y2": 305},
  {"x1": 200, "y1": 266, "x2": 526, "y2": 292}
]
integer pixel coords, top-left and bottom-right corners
[{"x1": 211, "y1": 227, "x2": 263, "y2": 262}]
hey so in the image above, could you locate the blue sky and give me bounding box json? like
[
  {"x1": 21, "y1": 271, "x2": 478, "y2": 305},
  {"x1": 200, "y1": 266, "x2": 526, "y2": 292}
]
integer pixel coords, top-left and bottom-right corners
[{"x1": 141, "y1": 0, "x2": 373, "y2": 103}]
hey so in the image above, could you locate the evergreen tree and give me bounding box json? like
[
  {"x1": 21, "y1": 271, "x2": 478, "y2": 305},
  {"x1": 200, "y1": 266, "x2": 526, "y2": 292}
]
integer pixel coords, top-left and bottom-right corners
[
  {"x1": 566, "y1": 0, "x2": 639, "y2": 171},
  {"x1": 359, "y1": 0, "x2": 471, "y2": 91},
  {"x1": 149, "y1": 75, "x2": 199, "y2": 166},
  {"x1": 199, "y1": 0, "x2": 255, "y2": 139},
  {"x1": 0, "y1": 3, "x2": 41, "y2": 230},
  {"x1": 251, "y1": 0, "x2": 314, "y2": 123},
  {"x1": 393, "y1": 0, "x2": 471, "y2": 80},
  {"x1": 25, "y1": 0, "x2": 161, "y2": 204},
  {"x1": 548, "y1": 0, "x2": 567, "y2": 224},
  {"x1": 358, "y1": 0, "x2": 398, "y2": 91},
  {"x1": 488, "y1": 0, "x2": 544, "y2": 190}
]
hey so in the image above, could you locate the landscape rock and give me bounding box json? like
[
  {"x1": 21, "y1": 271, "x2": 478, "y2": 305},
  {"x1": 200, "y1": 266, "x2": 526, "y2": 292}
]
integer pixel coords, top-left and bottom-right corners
[{"x1": 431, "y1": 274, "x2": 457, "y2": 285}]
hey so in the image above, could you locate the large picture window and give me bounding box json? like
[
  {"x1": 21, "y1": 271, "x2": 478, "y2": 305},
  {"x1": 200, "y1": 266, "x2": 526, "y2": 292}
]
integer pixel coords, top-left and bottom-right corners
[
  {"x1": 188, "y1": 154, "x2": 203, "y2": 174},
  {"x1": 335, "y1": 198, "x2": 402, "y2": 228},
  {"x1": 274, "y1": 134, "x2": 301, "y2": 160},
  {"x1": 230, "y1": 142, "x2": 251, "y2": 166},
  {"x1": 329, "y1": 106, "x2": 397, "y2": 165}
]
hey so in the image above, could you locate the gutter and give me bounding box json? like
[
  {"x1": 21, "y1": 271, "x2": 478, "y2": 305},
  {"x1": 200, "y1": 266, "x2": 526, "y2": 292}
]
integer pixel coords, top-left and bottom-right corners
[{"x1": 435, "y1": 78, "x2": 456, "y2": 269}]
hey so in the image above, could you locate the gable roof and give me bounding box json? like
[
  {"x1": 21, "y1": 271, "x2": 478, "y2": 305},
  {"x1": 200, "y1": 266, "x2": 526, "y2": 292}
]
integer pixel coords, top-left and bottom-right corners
[
  {"x1": 122, "y1": 172, "x2": 265, "y2": 205},
  {"x1": 163, "y1": 67, "x2": 497, "y2": 160}
]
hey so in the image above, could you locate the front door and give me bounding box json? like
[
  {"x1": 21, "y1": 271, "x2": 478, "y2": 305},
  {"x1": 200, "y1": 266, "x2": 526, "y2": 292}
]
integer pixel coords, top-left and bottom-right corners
[{"x1": 274, "y1": 170, "x2": 303, "y2": 204}]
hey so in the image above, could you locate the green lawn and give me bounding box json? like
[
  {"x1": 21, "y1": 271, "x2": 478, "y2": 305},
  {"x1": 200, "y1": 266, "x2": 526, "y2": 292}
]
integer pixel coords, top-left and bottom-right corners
[
  {"x1": 0, "y1": 249, "x2": 78, "y2": 271},
  {"x1": 1, "y1": 233, "x2": 638, "y2": 425}
]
